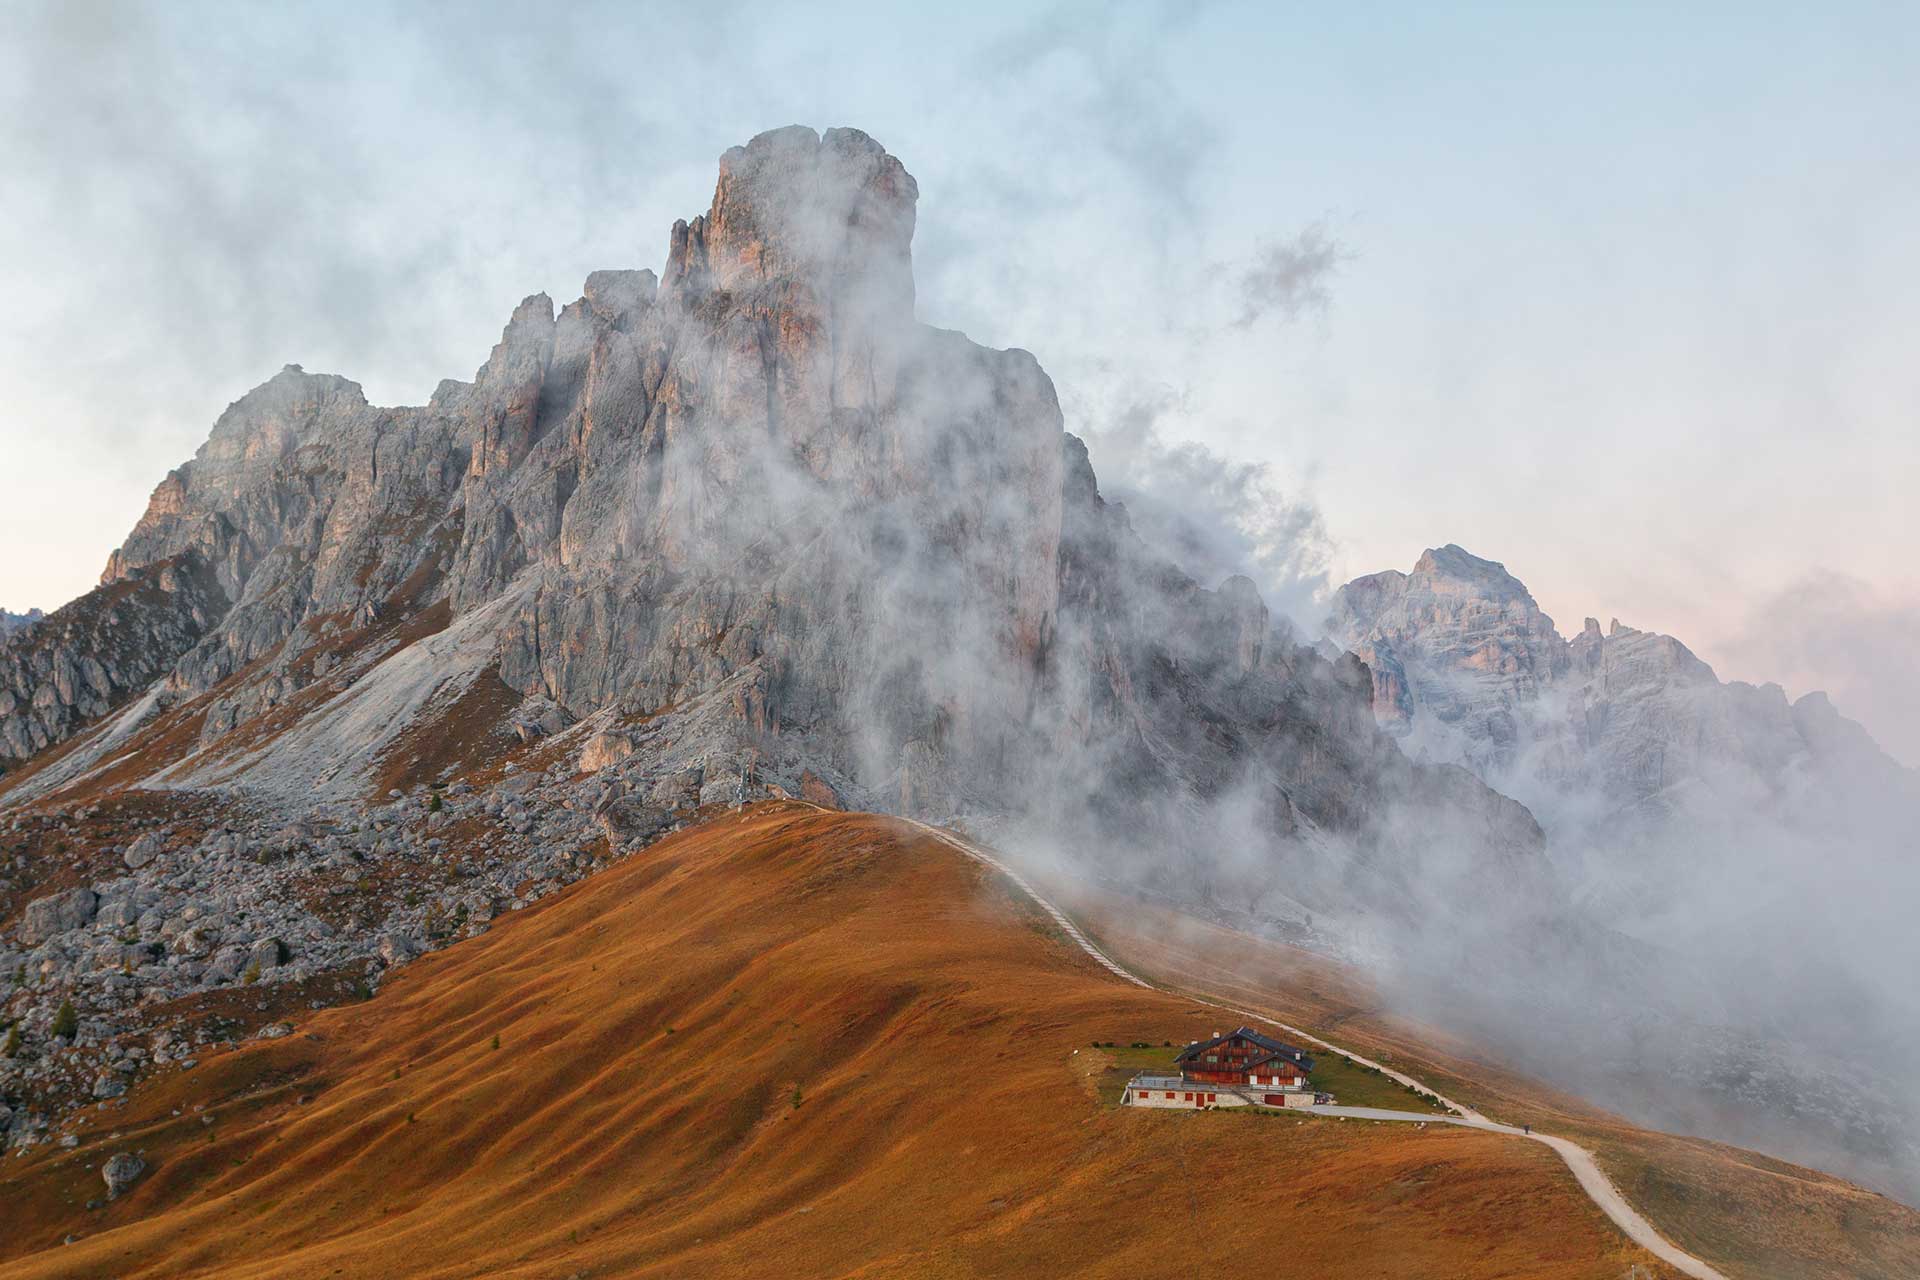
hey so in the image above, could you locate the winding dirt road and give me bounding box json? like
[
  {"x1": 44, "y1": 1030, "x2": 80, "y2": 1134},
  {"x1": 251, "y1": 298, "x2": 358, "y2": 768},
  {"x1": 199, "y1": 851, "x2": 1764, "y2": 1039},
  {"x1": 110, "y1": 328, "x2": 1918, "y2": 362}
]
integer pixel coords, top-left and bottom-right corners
[{"x1": 902, "y1": 817, "x2": 1729, "y2": 1280}]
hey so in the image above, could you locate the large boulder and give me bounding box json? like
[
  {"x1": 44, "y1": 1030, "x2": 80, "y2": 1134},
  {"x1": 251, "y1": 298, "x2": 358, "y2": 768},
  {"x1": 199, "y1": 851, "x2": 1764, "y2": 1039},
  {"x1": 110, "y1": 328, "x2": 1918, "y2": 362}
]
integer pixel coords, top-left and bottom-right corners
[
  {"x1": 102, "y1": 1152, "x2": 145, "y2": 1199},
  {"x1": 17, "y1": 887, "x2": 98, "y2": 944},
  {"x1": 123, "y1": 831, "x2": 164, "y2": 870}
]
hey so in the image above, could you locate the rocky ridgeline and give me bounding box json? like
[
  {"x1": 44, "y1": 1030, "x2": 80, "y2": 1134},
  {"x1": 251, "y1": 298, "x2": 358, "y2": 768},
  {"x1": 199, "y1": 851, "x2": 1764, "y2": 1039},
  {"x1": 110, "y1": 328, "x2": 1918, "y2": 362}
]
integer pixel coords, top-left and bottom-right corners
[
  {"x1": 0, "y1": 609, "x2": 42, "y2": 641},
  {"x1": 0, "y1": 561, "x2": 223, "y2": 762}
]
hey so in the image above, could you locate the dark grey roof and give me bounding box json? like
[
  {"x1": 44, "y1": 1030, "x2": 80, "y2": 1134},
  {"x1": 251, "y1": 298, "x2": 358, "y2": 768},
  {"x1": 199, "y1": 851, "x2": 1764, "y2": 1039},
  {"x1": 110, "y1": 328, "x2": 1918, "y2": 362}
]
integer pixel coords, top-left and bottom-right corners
[{"x1": 1174, "y1": 1025, "x2": 1315, "y2": 1072}]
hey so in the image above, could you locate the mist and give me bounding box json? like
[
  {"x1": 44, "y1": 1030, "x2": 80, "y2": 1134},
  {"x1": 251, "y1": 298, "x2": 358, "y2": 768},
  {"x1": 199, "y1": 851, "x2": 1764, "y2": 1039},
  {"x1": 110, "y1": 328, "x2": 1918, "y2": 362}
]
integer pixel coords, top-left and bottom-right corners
[
  {"x1": 3, "y1": 0, "x2": 1917, "y2": 1221},
  {"x1": 1320, "y1": 583, "x2": 1920, "y2": 1201}
]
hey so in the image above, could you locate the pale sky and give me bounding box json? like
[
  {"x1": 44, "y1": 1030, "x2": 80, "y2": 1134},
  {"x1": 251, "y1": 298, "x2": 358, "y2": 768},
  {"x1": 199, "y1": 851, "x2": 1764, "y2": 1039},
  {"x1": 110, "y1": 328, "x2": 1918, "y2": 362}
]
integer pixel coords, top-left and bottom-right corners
[{"x1": 1, "y1": 1, "x2": 1915, "y2": 762}]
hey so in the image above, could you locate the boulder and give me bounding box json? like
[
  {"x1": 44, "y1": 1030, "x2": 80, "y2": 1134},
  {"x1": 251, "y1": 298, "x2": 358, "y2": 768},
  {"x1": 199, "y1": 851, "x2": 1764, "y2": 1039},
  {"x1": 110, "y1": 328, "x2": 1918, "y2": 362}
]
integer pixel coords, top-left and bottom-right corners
[
  {"x1": 203, "y1": 944, "x2": 251, "y2": 985},
  {"x1": 376, "y1": 933, "x2": 420, "y2": 967},
  {"x1": 510, "y1": 698, "x2": 570, "y2": 743},
  {"x1": 101, "y1": 1152, "x2": 145, "y2": 1199},
  {"x1": 18, "y1": 887, "x2": 97, "y2": 944},
  {"x1": 123, "y1": 832, "x2": 164, "y2": 870},
  {"x1": 247, "y1": 936, "x2": 287, "y2": 973},
  {"x1": 580, "y1": 730, "x2": 635, "y2": 772}
]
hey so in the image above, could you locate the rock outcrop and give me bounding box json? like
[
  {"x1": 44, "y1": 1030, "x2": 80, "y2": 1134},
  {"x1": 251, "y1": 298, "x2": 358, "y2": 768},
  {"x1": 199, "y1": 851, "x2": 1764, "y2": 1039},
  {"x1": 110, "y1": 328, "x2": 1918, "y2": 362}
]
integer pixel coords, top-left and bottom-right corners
[
  {"x1": 0, "y1": 609, "x2": 42, "y2": 641},
  {"x1": 0, "y1": 557, "x2": 225, "y2": 763}
]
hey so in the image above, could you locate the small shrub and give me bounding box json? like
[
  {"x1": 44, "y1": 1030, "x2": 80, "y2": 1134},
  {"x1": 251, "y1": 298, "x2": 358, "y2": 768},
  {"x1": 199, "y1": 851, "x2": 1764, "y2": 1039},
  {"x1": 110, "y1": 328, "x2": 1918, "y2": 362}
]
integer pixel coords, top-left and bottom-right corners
[
  {"x1": 50, "y1": 1000, "x2": 78, "y2": 1040},
  {"x1": 2, "y1": 1022, "x2": 19, "y2": 1057},
  {"x1": 242, "y1": 962, "x2": 261, "y2": 985},
  {"x1": 428, "y1": 794, "x2": 443, "y2": 813},
  {"x1": 791, "y1": 1087, "x2": 803, "y2": 1110},
  {"x1": 490, "y1": 1033, "x2": 500, "y2": 1051}
]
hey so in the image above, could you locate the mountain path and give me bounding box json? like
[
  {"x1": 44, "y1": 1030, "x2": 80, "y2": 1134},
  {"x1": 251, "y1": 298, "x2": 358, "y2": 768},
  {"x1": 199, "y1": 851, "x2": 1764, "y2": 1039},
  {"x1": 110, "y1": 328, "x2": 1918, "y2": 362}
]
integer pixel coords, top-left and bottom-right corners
[{"x1": 897, "y1": 815, "x2": 1729, "y2": 1280}]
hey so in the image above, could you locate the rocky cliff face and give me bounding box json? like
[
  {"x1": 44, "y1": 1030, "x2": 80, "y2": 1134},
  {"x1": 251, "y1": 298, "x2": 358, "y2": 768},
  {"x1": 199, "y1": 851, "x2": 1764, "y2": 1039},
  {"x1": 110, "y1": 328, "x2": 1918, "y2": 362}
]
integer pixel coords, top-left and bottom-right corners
[
  {"x1": 1, "y1": 127, "x2": 1540, "y2": 920},
  {"x1": 0, "y1": 559, "x2": 224, "y2": 763}
]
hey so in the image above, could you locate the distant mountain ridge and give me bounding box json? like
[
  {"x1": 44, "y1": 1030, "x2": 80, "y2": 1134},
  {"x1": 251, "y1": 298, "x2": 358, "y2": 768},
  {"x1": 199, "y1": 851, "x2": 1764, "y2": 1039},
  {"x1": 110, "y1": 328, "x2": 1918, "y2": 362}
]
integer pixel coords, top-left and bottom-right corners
[{"x1": 1328, "y1": 543, "x2": 1916, "y2": 831}]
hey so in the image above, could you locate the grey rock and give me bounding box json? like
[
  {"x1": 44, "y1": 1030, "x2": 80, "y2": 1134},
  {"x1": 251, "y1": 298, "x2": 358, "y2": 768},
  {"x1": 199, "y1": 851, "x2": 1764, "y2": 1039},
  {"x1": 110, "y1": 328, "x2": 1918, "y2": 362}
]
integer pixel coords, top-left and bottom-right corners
[
  {"x1": 101, "y1": 1151, "x2": 145, "y2": 1199},
  {"x1": 19, "y1": 887, "x2": 98, "y2": 945},
  {"x1": 375, "y1": 933, "x2": 419, "y2": 967},
  {"x1": 246, "y1": 937, "x2": 287, "y2": 973},
  {"x1": 123, "y1": 832, "x2": 164, "y2": 870},
  {"x1": 203, "y1": 944, "x2": 251, "y2": 985}
]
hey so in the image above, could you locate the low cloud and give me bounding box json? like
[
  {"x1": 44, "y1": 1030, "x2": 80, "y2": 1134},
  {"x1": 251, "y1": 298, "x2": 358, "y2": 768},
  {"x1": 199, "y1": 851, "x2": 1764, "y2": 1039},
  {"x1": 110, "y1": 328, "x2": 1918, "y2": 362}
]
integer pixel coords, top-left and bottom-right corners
[
  {"x1": 1082, "y1": 387, "x2": 1332, "y2": 628},
  {"x1": 1233, "y1": 224, "x2": 1345, "y2": 328},
  {"x1": 1716, "y1": 571, "x2": 1920, "y2": 768}
]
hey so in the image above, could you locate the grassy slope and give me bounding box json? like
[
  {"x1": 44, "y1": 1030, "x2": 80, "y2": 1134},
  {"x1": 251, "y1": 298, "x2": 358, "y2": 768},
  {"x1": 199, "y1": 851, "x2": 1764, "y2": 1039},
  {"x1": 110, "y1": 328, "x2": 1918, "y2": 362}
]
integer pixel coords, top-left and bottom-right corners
[
  {"x1": 0, "y1": 805, "x2": 1663, "y2": 1280},
  {"x1": 1066, "y1": 891, "x2": 1920, "y2": 1280}
]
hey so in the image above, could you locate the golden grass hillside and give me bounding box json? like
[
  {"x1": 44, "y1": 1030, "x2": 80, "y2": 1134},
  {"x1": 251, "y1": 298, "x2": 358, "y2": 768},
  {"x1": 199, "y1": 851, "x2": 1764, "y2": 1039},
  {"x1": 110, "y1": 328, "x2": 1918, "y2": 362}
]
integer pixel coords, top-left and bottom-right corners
[
  {"x1": 0, "y1": 804, "x2": 1669, "y2": 1279},
  {"x1": 1066, "y1": 891, "x2": 1920, "y2": 1280}
]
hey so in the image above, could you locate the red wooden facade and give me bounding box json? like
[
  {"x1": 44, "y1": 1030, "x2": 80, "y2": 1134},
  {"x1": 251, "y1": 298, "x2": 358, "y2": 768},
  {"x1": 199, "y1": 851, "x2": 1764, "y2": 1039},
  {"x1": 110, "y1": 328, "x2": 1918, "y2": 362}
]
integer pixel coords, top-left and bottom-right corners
[{"x1": 1175, "y1": 1027, "x2": 1314, "y2": 1086}]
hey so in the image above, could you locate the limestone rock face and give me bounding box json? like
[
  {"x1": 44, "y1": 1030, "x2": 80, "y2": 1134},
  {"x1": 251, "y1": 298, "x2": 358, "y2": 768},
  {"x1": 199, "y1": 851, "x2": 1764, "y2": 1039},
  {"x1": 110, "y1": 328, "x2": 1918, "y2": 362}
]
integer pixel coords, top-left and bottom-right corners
[
  {"x1": 0, "y1": 127, "x2": 1541, "y2": 927},
  {"x1": 0, "y1": 555, "x2": 225, "y2": 763},
  {"x1": 1327, "y1": 545, "x2": 1567, "y2": 754}
]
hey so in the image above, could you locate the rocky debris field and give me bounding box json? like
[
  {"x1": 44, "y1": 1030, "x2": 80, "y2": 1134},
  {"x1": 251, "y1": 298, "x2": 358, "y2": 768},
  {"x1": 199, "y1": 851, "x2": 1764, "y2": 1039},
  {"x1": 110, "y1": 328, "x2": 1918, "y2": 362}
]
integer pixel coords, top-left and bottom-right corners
[{"x1": 0, "y1": 742, "x2": 787, "y2": 1157}]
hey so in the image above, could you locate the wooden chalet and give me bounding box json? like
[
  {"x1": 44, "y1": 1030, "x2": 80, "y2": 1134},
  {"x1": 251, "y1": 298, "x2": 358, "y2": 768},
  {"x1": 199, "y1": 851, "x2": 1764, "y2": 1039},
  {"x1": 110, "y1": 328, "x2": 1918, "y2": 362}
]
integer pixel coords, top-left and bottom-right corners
[{"x1": 1174, "y1": 1027, "x2": 1314, "y2": 1089}]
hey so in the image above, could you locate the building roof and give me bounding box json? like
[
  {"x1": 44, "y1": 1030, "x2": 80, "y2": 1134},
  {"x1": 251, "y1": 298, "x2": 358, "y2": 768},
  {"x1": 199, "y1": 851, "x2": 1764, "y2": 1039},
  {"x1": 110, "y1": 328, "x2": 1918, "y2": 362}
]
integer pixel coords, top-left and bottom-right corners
[{"x1": 1174, "y1": 1026, "x2": 1315, "y2": 1073}]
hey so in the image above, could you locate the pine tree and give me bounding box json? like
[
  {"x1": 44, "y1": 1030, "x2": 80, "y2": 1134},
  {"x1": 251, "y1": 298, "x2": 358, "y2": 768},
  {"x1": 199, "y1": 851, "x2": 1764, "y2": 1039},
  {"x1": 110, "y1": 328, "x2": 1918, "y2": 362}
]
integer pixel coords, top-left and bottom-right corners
[{"x1": 50, "y1": 999, "x2": 78, "y2": 1040}]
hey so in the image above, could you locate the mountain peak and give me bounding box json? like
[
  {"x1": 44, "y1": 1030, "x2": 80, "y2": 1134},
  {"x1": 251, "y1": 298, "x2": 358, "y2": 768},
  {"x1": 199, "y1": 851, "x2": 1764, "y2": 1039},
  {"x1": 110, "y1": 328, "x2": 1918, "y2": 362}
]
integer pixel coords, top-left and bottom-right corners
[
  {"x1": 669, "y1": 125, "x2": 918, "y2": 324},
  {"x1": 1411, "y1": 544, "x2": 1533, "y2": 602}
]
